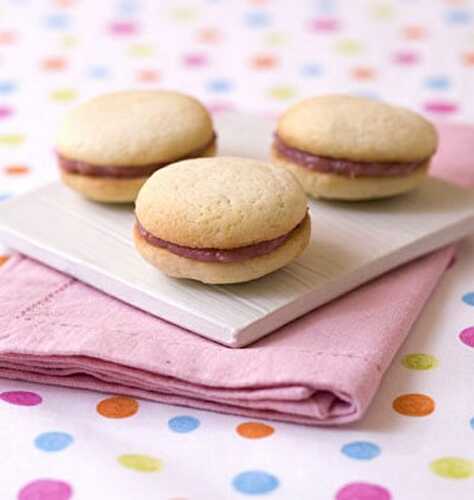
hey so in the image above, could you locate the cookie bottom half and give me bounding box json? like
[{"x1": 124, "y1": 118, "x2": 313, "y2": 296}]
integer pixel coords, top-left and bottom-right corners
[
  {"x1": 133, "y1": 215, "x2": 311, "y2": 284},
  {"x1": 271, "y1": 148, "x2": 429, "y2": 201},
  {"x1": 60, "y1": 143, "x2": 217, "y2": 203}
]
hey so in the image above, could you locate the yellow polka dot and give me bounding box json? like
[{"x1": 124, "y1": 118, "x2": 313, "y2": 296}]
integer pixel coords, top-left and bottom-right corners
[
  {"x1": 0, "y1": 134, "x2": 25, "y2": 146},
  {"x1": 170, "y1": 7, "x2": 198, "y2": 21},
  {"x1": 118, "y1": 454, "x2": 163, "y2": 472},
  {"x1": 265, "y1": 32, "x2": 288, "y2": 46},
  {"x1": 402, "y1": 353, "x2": 438, "y2": 370},
  {"x1": 269, "y1": 85, "x2": 296, "y2": 100},
  {"x1": 334, "y1": 39, "x2": 363, "y2": 56},
  {"x1": 430, "y1": 457, "x2": 474, "y2": 479},
  {"x1": 370, "y1": 2, "x2": 394, "y2": 19},
  {"x1": 50, "y1": 89, "x2": 77, "y2": 102},
  {"x1": 129, "y1": 44, "x2": 154, "y2": 58},
  {"x1": 61, "y1": 35, "x2": 78, "y2": 48}
]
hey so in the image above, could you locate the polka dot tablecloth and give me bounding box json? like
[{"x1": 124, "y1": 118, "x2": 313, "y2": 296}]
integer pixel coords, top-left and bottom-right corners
[{"x1": 0, "y1": 1, "x2": 474, "y2": 499}]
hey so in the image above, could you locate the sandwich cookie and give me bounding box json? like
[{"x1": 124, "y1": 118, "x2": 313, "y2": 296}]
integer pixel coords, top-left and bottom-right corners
[
  {"x1": 134, "y1": 157, "x2": 311, "y2": 284},
  {"x1": 56, "y1": 90, "x2": 216, "y2": 203},
  {"x1": 272, "y1": 95, "x2": 438, "y2": 201}
]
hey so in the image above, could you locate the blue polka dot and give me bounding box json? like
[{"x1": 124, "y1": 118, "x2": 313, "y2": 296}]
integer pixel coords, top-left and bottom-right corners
[
  {"x1": 88, "y1": 65, "x2": 109, "y2": 79},
  {"x1": 0, "y1": 193, "x2": 12, "y2": 202},
  {"x1": 233, "y1": 471, "x2": 279, "y2": 495},
  {"x1": 244, "y1": 11, "x2": 271, "y2": 28},
  {"x1": 301, "y1": 63, "x2": 323, "y2": 77},
  {"x1": 351, "y1": 90, "x2": 379, "y2": 100},
  {"x1": 341, "y1": 441, "x2": 381, "y2": 460},
  {"x1": 206, "y1": 79, "x2": 233, "y2": 93},
  {"x1": 168, "y1": 415, "x2": 200, "y2": 433},
  {"x1": 0, "y1": 81, "x2": 17, "y2": 95},
  {"x1": 425, "y1": 75, "x2": 450, "y2": 90},
  {"x1": 44, "y1": 14, "x2": 70, "y2": 30},
  {"x1": 462, "y1": 292, "x2": 474, "y2": 306},
  {"x1": 444, "y1": 9, "x2": 472, "y2": 25},
  {"x1": 470, "y1": 417, "x2": 474, "y2": 430},
  {"x1": 314, "y1": 0, "x2": 336, "y2": 14},
  {"x1": 118, "y1": 0, "x2": 139, "y2": 15},
  {"x1": 34, "y1": 432, "x2": 73, "y2": 452}
]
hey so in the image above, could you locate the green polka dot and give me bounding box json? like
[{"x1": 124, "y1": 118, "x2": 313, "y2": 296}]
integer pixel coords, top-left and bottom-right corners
[
  {"x1": 402, "y1": 353, "x2": 438, "y2": 370},
  {"x1": 118, "y1": 454, "x2": 162, "y2": 472},
  {"x1": 268, "y1": 85, "x2": 296, "y2": 100},
  {"x1": 430, "y1": 457, "x2": 474, "y2": 479}
]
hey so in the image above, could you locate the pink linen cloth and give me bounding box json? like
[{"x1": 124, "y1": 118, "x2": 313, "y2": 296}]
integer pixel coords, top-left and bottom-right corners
[{"x1": 0, "y1": 122, "x2": 471, "y2": 426}]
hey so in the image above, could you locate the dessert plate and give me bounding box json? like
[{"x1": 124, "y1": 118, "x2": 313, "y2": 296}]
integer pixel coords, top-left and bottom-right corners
[{"x1": 1, "y1": 113, "x2": 474, "y2": 347}]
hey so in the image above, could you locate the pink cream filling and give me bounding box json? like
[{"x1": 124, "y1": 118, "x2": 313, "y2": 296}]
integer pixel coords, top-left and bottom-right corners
[
  {"x1": 57, "y1": 133, "x2": 216, "y2": 179},
  {"x1": 273, "y1": 134, "x2": 428, "y2": 178},
  {"x1": 135, "y1": 217, "x2": 306, "y2": 263}
]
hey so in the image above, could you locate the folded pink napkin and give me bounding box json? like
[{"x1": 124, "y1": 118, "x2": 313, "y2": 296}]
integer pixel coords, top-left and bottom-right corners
[{"x1": 0, "y1": 122, "x2": 472, "y2": 425}]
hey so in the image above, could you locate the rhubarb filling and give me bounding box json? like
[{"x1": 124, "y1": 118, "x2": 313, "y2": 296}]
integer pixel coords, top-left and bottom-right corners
[
  {"x1": 58, "y1": 133, "x2": 216, "y2": 179},
  {"x1": 273, "y1": 134, "x2": 428, "y2": 178},
  {"x1": 135, "y1": 216, "x2": 306, "y2": 263}
]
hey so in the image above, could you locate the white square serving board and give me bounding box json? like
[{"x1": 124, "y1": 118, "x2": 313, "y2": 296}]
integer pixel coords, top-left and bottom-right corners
[{"x1": 1, "y1": 112, "x2": 474, "y2": 347}]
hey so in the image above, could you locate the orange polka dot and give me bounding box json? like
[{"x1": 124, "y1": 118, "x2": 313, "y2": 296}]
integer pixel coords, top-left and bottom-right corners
[
  {"x1": 42, "y1": 57, "x2": 67, "y2": 71},
  {"x1": 55, "y1": 0, "x2": 75, "y2": 6},
  {"x1": 137, "y1": 69, "x2": 160, "y2": 83},
  {"x1": 197, "y1": 28, "x2": 221, "y2": 44},
  {"x1": 237, "y1": 421, "x2": 275, "y2": 439},
  {"x1": 250, "y1": 54, "x2": 278, "y2": 70},
  {"x1": 97, "y1": 396, "x2": 139, "y2": 418},
  {"x1": 0, "y1": 255, "x2": 9, "y2": 266},
  {"x1": 4, "y1": 164, "x2": 30, "y2": 175},
  {"x1": 0, "y1": 32, "x2": 16, "y2": 45},
  {"x1": 351, "y1": 66, "x2": 376, "y2": 80},
  {"x1": 402, "y1": 26, "x2": 427, "y2": 40},
  {"x1": 392, "y1": 393, "x2": 435, "y2": 416},
  {"x1": 462, "y1": 52, "x2": 474, "y2": 66}
]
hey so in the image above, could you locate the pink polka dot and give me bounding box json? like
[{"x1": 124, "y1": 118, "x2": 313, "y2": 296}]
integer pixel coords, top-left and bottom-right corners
[
  {"x1": 182, "y1": 52, "x2": 208, "y2": 67},
  {"x1": 18, "y1": 479, "x2": 72, "y2": 500},
  {"x1": 336, "y1": 482, "x2": 391, "y2": 500},
  {"x1": 392, "y1": 51, "x2": 420, "y2": 65},
  {"x1": 0, "y1": 391, "x2": 42, "y2": 406},
  {"x1": 0, "y1": 106, "x2": 13, "y2": 119},
  {"x1": 459, "y1": 327, "x2": 474, "y2": 348},
  {"x1": 108, "y1": 21, "x2": 138, "y2": 35},
  {"x1": 206, "y1": 101, "x2": 236, "y2": 113},
  {"x1": 424, "y1": 101, "x2": 458, "y2": 115},
  {"x1": 309, "y1": 17, "x2": 340, "y2": 32}
]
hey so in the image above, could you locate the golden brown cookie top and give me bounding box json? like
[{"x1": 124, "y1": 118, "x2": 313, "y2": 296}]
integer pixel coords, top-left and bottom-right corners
[
  {"x1": 56, "y1": 90, "x2": 214, "y2": 166},
  {"x1": 277, "y1": 94, "x2": 438, "y2": 163},
  {"x1": 135, "y1": 157, "x2": 308, "y2": 249}
]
